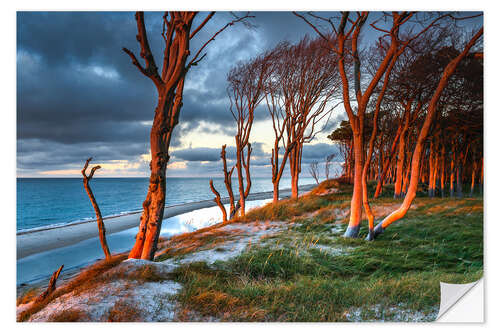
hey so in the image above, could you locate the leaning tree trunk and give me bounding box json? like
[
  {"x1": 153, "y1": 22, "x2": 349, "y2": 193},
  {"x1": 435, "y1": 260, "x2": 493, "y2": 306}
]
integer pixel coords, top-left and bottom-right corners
[
  {"x1": 209, "y1": 180, "x2": 227, "y2": 222},
  {"x1": 371, "y1": 28, "x2": 483, "y2": 239},
  {"x1": 82, "y1": 158, "x2": 111, "y2": 260}
]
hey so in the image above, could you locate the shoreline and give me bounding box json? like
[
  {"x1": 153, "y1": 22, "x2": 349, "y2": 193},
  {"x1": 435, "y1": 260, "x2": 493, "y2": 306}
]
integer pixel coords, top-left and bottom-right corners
[{"x1": 17, "y1": 184, "x2": 315, "y2": 260}]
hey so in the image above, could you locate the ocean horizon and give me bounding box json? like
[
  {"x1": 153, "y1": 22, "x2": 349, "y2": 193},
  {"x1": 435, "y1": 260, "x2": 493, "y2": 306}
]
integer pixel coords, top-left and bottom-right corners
[{"x1": 17, "y1": 176, "x2": 316, "y2": 232}]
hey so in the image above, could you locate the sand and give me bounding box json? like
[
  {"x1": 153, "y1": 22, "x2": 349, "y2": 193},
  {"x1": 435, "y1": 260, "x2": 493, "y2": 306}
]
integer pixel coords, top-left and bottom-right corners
[{"x1": 17, "y1": 184, "x2": 315, "y2": 259}]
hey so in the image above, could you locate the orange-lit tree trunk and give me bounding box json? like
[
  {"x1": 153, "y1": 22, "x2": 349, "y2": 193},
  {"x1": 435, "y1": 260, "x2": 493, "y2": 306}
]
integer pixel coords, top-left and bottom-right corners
[
  {"x1": 440, "y1": 144, "x2": 446, "y2": 197},
  {"x1": 209, "y1": 180, "x2": 227, "y2": 222},
  {"x1": 394, "y1": 106, "x2": 411, "y2": 198},
  {"x1": 81, "y1": 158, "x2": 111, "y2": 260},
  {"x1": 470, "y1": 159, "x2": 477, "y2": 196},
  {"x1": 374, "y1": 123, "x2": 403, "y2": 198},
  {"x1": 297, "y1": 12, "x2": 403, "y2": 238},
  {"x1": 363, "y1": 52, "x2": 398, "y2": 240},
  {"x1": 480, "y1": 156, "x2": 483, "y2": 195},
  {"x1": 372, "y1": 27, "x2": 483, "y2": 238},
  {"x1": 450, "y1": 152, "x2": 455, "y2": 197},
  {"x1": 124, "y1": 11, "x2": 250, "y2": 260}
]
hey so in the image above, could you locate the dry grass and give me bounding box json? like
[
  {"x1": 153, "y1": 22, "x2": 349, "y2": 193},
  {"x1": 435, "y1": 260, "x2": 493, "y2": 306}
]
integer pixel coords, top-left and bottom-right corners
[
  {"x1": 310, "y1": 179, "x2": 341, "y2": 195},
  {"x1": 155, "y1": 226, "x2": 241, "y2": 261},
  {"x1": 16, "y1": 287, "x2": 41, "y2": 306},
  {"x1": 47, "y1": 308, "x2": 90, "y2": 322},
  {"x1": 106, "y1": 300, "x2": 142, "y2": 322},
  {"x1": 17, "y1": 253, "x2": 128, "y2": 322}
]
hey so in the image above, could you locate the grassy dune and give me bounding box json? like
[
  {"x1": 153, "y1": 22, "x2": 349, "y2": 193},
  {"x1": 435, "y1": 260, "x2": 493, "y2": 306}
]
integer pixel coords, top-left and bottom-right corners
[
  {"x1": 169, "y1": 180, "x2": 483, "y2": 321},
  {"x1": 17, "y1": 180, "x2": 483, "y2": 322}
]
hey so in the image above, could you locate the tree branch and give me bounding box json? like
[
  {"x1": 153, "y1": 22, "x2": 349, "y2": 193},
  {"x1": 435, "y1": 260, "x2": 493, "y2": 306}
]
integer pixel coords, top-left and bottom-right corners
[{"x1": 187, "y1": 13, "x2": 254, "y2": 69}]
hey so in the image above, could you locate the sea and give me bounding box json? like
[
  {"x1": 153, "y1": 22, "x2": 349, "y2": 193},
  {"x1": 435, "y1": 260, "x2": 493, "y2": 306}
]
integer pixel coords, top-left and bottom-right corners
[
  {"x1": 17, "y1": 177, "x2": 316, "y2": 232},
  {"x1": 16, "y1": 176, "x2": 316, "y2": 285}
]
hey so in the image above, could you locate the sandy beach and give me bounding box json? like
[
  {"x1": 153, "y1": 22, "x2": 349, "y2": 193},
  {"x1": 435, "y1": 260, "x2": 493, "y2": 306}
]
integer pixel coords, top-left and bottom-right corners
[{"x1": 17, "y1": 184, "x2": 315, "y2": 260}]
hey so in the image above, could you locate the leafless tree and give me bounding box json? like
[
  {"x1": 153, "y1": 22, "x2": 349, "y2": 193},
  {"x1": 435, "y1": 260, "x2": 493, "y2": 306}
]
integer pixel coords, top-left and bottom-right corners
[
  {"x1": 309, "y1": 161, "x2": 320, "y2": 184},
  {"x1": 325, "y1": 153, "x2": 336, "y2": 180},
  {"x1": 295, "y1": 11, "x2": 459, "y2": 238},
  {"x1": 264, "y1": 36, "x2": 341, "y2": 201},
  {"x1": 226, "y1": 53, "x2": 273, "y2": 217},
  {"x1": 82, "y1": 157, "x2": 111, "y2": 259},
  {"x1": 123, "y1": 11, "x2": 252, "y2": 260}
]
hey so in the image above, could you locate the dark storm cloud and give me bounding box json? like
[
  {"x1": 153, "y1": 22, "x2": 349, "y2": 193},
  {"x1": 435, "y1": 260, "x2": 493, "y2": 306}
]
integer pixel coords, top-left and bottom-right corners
[{"x1": 16, "y1": 11, "x2": 333, "y2": 174}]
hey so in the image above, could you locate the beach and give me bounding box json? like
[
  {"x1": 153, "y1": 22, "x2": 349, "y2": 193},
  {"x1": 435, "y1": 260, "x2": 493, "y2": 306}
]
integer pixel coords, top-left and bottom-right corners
[{"x1": 17, "y1": 184, "x2": 315, "y2": 260}]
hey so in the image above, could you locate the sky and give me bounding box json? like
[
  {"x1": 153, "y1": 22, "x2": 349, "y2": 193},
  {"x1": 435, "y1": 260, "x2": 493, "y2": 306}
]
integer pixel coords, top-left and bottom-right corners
[
  {"x1": 16, "y1": 11, "x2": 482, "y2": 178},
  {"x1": 17, "y1": 11, "x2": 348, "y2": 178}
]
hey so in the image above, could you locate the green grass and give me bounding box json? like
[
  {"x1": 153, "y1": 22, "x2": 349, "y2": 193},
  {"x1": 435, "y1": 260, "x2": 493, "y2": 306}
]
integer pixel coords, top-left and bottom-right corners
[{"x1": 169, "y1": 182, "x2": 483, "y2": 322}]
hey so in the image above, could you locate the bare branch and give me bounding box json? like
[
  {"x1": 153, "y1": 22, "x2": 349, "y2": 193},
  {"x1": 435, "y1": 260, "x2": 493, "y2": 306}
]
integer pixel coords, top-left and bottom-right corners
[
  {"x1": 190, "y1": 12, "x2": 216, "y2": 39},
  {"x1": 188, "y1": 13, "x2": 254, "y2": 68}
]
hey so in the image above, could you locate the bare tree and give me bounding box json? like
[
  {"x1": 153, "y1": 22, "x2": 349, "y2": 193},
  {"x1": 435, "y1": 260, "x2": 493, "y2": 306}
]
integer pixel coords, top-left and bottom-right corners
[
  {"x1": 295, "y1": 11, "x2": 457, "y2": 238},
  {"x1": 82, "y1": 157, "x2": 111, "y2": 259},
  {"x1": 265, "y1": 36, "x2": 341, "y2": 200},
  {"x1": 325, "y1": 153, "x2": 336, "y2": 180},
  {"x1": 209, "y1": 144, "x2": 237, "y2": 222},
  {"x1": 227, "y1": 54, "x2": 271, "y2": 217},
  {"x1": 309, "y1": 161, "x2": 320, "y2": 184},
  {"x1": 124, "y1": 11, "x2": 252, "y2": 260}
]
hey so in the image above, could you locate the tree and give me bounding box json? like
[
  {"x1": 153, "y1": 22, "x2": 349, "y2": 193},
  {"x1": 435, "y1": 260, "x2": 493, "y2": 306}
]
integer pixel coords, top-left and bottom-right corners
[
  {"x1": 124, "y1": 11, "x2": 251, "y2": 260},
  {"x1": 296, "y1": 11, "x2": 416, "y2": 238},
  {"x1": 209, "y1": 145, "x2": 237, "y2": 222},
  {"x1": 264, "y1": 36, "x2": 340, "y2": 200},
  {"x1": 372, "y1": 27, "x2": 483, "y2": 239},
  {"x1": 82, "y1": 157, "x2": 111, "y2": 260},
  {"x1": 325, "y1": 153, "x2": 336, "y2": 180},
  {"x1": 227, "y1": 54, "x2": 272, "y2": 217},
  {"x1": 309, "y1": 161, "x2": 320, "y2": 184}
]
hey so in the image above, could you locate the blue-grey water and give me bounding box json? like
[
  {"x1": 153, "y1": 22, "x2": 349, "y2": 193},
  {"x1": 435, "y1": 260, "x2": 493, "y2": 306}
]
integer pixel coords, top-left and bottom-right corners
[
  {"x1": 16, "y1": 177, "x2": 315, "y2": 285},
  {"x1": 17, "y1": 177, "x2": 315, "y2": 232}
]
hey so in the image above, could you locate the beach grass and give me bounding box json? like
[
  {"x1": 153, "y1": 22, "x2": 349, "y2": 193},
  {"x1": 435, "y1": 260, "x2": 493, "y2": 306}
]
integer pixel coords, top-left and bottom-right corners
[
  {"x1": 169, "y1": 181, "x2": 483, "y2": 321},
  {"x1": 17, "y1": 179, "x2": 483, "y2": 322}
]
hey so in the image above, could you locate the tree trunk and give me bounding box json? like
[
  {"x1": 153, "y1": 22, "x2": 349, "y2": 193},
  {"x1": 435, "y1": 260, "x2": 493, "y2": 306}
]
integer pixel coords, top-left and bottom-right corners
[
  {"x1": 456, "y1": 163, "x2": 463, "y2": 198},
  {"x1": 209, "y1": 180, "x2": 227, "y2": 222},
  {"x1": 236, "y1": 145, "x2": 246, "y2": 217},
  {"x1": 82, "y1": 158, "x2": 111, "y2": 260},
  {"x1": 440, "y1": 145, "x2": 445, "y2": 197},
  {"x1": 289, "y1": 144, "x2": 301, "y2": 199},
  {"x1": 344, "y1": 132, "x2": 364, "y2": 237},
  {"x1": 480, "y1": 156, "x2": 483, "y2": 195},
  {"x1": 470, "y1": 160, "x2": 477, "y2": 196},
  {"x1": 35, "y1": 265, "x2": 64, "y2": 303},
  {"x1": 374, "y1": 123, "x2": 403, "y2": 198},
  {"x1": 395, "y1": 108, "x2": 411, "y2": 198},
  {"x1": 273, "y1": 181, "x2": 280, "y2": 203},
  {"x1": 450, "y1": 157, "x2": 455, "y2": 197},
  {"x1": 129, "y1": 92, "x2": 176, "y2": 260},
  {"x1": 371, "y1": 27, "x2": 483, "y2": 239}
]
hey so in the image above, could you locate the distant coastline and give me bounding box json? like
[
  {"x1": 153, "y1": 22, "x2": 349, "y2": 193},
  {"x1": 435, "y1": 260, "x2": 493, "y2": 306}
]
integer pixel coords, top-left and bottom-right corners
[{"x1": 17, "y1": 184, "x2": 315, "y2": 259}]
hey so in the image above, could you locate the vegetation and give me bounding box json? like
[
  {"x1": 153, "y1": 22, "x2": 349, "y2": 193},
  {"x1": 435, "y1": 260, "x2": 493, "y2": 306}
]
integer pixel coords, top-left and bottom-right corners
[{"x1": 168, "y1": 181, "x2": 483, "y2": 321}]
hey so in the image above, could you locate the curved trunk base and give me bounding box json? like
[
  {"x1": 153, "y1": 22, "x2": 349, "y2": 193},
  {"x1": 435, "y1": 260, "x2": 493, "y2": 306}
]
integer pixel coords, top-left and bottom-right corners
[
  {"x1": 371, "y1": 222, "x2": 385, "y2": 240},
  {"x1": 343, "y1": 225, "x2": 361, "y2": 238}
]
